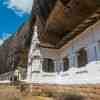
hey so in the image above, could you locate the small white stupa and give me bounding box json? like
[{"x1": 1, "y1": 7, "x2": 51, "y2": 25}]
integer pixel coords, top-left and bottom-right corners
[{"x1": 27, "y1": 25, "x2": 42, "y2": 83}]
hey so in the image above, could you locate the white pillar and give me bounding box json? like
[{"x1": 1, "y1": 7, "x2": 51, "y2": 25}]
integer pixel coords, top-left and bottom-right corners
[
  {"x1": 70, "y1": 53, "x2": 77, "y2": 68},
  {"x1": 27, "y1": 65, "x2": 32, "y2": 81},
  {"x1": 87, "y1": 43, "x2": 97, "y2": 62},
  {"x1": 96, "y1": 42, "x2": 100, "y2": 60},
  {"x1": 68, "y1": 55, "x2": 73, "y2": 68}
]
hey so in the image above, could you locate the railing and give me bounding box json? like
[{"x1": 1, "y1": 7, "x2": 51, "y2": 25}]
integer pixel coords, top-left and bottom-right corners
[{"x1": 0, "y1": 71, "x2": 14, "y2": 81}]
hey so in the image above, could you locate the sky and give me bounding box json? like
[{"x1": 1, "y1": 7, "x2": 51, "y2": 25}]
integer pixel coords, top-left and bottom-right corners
[{"x1": 0, "y1": 0, "x2": 33, "y2": 45}]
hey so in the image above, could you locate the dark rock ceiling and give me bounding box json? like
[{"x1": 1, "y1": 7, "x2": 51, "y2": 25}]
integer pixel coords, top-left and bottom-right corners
[{"x1": 31, "y1": 0, "x2": 100, "y2": 48}]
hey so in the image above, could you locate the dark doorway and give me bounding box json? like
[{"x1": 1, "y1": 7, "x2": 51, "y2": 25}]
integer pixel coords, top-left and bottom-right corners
[
  {"x1": 77, "y1": 48, "x2": 88, "y2": 67},
  {"x1": 42, "y1": 58, "x2": 55, "y2": 72},
  {"x1": 63, "y1": 57, "x2": 70, "y2": 71}
]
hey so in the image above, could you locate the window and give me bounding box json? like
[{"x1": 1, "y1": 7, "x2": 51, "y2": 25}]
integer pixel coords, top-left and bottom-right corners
[
  {"x1": 42, "y1": 58, "x2": 55, "y2": 72},
  {"x1": 77, "y1": 48, "x2": 88, "y2": 67},
  {"x1": 63, "y1": 57, "x2": 70, "y2": 71},
  {"x1": 98, "y1": 40, "x2": 100, "y2": 53}
]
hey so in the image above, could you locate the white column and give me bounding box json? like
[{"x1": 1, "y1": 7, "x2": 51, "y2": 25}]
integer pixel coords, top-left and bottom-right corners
[
  {"x1": 88, "y1": 43, "x2": 97, "y2": 62},
  {"x1": 70, "y1": 40, "x2": 78, "y2": 68},
  {"x1": 55, "y1": 59, "x2": 62, "y2": 73},
  {"x1": 54, "y1": 60, "x2": 57, "y2": 73},
  {"x1": 68, "y1": 55, "x2": 73, "y2": 68},
  {"x1": 70, "y1": 53, "x2": 77, "y2": 68},
  {"x1": 96, "y1": 42, "x2": 100, "y2": 60}
]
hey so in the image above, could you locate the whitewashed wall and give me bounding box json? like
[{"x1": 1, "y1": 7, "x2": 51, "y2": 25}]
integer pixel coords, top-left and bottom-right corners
[
  {"x1": 40, "y1": 21, "x2": 100, "y2": 69},
  {"x1": 27, "y1": 20, "x2": 100, "y2": 84},
  {"x1": 60, "y1": 20, "x2": 100, "y2": 65}
]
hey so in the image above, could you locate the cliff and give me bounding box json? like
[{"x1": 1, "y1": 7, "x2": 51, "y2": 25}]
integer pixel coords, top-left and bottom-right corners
[
  {"x1": 0, "y1": 0, "x2": 59, "y2": 74},
  {"x1": 0, "y1": 20, "x2": 32, "y2": 74}
]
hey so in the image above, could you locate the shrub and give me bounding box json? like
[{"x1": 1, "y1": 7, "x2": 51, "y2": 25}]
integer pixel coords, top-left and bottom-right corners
[
  {"x1": 55, "y1": 92, "x2": 85, "y2": 100},
  {"x1": 41, "y1": 91, "x2": 54, "y2": 97},
  {"x1": 20, "y1": 84, "x2": 25, "y2": 92},
  {"x1": 4, "y1": 96, "x2": 21, "y2": 100}
]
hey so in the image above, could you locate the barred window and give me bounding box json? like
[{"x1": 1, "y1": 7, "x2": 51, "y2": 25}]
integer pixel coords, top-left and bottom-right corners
[
  {"x1": 42, "y1": 58, "x2": 55, "y2": 72},
  {"x1": 63, "y1": 57, "x2": 70, "y2": 71},
  {"x1": 77, "y1": 48, "x2": 88, "y2": 68}
]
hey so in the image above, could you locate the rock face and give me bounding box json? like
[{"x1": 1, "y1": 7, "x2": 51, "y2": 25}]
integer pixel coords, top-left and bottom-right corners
[
  {"x1": 0, "y1": 21, "x2": 32, "y2": 74},
  {"x1": 32, "y1": 0, "x2": 57, "y2": 20},
  {"x1": 30, "y1": 0, "x2": 57, "y2": 28},
  {"x1": 0, "y1": 0, "x2": 57, "y2": 75},
  {"x1": 0, "y1": 0, "x2": 57, "y2": 74}
]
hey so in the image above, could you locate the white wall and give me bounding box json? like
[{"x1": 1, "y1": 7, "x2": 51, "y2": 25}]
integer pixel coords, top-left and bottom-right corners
[
  {"x1": 27, "y1": 20, "x2": 100, "y2": 84},
  {"x1": 40, "y1": 20, "x2": 100, "y2": 68},
  {"x1": 59, "y1": 20, "x2": 100, "y2": 66},
  {"x1": 40, "y1": 48, "x2": 59, "y2": 60}
]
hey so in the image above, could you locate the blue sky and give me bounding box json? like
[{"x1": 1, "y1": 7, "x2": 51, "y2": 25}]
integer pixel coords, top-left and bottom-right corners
[{"x1": 0, "y1": 0, "x2": 33, "y2": 45}]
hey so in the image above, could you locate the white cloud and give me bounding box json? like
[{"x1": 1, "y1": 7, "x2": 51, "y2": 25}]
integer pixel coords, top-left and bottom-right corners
[
  {"x1": 0, "y1": 40, "x2": 3, "y2": 46},
  {"x1": 3, "y1": 0, "x2": 33, "y2": 16},
  {"x1": 0, "y1": 32, "x2": 12, "y2": 46},
  {"x1": 2, "y1": 32, "x2": 12, "y2": 39}
]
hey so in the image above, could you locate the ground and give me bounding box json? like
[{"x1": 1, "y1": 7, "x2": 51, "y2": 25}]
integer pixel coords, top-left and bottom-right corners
[
  {"x1": 1, "y1": 83, "x2": 99, "y2": 100},
  {"x1": 0, "y1": 85, "x2": 53, "y2": 100}
]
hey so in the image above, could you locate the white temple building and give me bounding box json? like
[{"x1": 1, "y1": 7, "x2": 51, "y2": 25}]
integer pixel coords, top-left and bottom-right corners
[
  {"x1": 27, "y1": 20, "x2": 100, "y2": 84},
  {"x1": 26, "y1": 0, "x2": 100, "y2": 85},
  {"x1": 0, "y1": 0, "x2": 100, "y2": 84}
]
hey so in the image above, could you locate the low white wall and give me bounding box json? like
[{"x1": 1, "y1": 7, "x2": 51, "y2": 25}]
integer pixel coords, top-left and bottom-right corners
[{"x1": 0, "y1": 71, "x2": 13, "y2": 81}]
